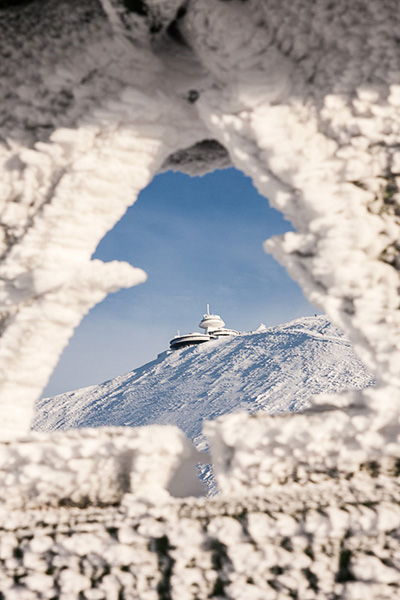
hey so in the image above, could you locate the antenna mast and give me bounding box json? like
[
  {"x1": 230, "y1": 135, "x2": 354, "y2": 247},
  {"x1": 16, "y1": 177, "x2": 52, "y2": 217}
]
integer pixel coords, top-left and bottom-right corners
[{"x1": 207, "y1": 304, "x2": 210, "y2": 315}]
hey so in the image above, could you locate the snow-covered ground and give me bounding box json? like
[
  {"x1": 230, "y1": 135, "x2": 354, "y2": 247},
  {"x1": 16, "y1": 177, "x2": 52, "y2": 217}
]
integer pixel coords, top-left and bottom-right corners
[{"x1": 34, "y1": 316, "x2": 374, "y2": 447}]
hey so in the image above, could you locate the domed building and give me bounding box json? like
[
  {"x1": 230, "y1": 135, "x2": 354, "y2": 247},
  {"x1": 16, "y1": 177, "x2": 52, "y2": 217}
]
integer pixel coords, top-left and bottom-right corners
[{"x1": 170, "y1": 306, "x2": 239, "y2": 350}]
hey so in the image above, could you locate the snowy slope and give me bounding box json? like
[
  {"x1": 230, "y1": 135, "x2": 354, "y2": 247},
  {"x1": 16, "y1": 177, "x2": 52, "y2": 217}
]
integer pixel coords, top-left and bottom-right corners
[{"x1": 33, "y1": 316, "x2": 374, "y2": 447}]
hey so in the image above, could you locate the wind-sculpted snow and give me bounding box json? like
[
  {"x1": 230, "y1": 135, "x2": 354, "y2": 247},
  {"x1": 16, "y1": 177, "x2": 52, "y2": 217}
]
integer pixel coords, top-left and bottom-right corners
[{"x1": 34, "y1": 316, "x2": 373, "y2": 445}]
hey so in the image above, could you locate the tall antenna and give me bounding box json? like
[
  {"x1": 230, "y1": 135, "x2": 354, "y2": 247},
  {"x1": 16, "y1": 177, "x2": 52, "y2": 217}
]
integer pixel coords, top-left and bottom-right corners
[{"x1": 207, "y1": 304, "x2": 210, "y2": 315}]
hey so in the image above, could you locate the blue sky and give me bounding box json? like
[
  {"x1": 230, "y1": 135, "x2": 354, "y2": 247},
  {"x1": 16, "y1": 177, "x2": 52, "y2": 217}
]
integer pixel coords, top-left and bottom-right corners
[{"x1": 43, "y1": 167, "x2": 318, "y2": 397}]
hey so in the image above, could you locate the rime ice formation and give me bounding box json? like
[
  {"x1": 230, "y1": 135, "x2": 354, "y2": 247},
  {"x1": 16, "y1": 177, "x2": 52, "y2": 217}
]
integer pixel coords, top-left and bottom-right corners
[
  {"x1": 1, "y1": 1, "x2": 400, "y2": 596},
  {"x1": 0, "y1": 0, "x2": 211, "y2": 436},
  {"x1": 1, "y1": 0, "x2": 399, "y2": 434},
  {"x1": 0, "y1": 423, "x2": 399, "y2": 599},
  {"x1": 0, "y1": 427, "x2": 206, "y2": 508}
]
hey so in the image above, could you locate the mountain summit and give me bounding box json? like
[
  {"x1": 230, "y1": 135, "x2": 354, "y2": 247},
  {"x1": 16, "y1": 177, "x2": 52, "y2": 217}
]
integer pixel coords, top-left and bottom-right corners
[{"x1": 33, "y1": 316, "x2": 374, "y2": 448}]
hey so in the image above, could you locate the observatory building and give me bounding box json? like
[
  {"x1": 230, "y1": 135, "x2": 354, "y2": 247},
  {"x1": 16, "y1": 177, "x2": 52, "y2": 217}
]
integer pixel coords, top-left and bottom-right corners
[{"x1": 170, "y1": 306, "x2": 239, "y2": 350}]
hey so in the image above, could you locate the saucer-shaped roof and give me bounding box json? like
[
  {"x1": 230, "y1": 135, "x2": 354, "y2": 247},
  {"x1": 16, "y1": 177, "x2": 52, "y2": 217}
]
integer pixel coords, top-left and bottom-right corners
[{"x1": 199, "y1": 313, "x2": 225, "y2": 331}]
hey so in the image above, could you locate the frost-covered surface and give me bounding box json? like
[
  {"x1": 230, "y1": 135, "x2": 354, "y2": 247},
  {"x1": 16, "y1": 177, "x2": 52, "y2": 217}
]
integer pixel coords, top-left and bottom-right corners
[
  {"x1": 0, "y1": 424, "x2": 399, "y2": 599},
  {"x1": 1, "y1": 0, "x2": 400, "y2": 596},
  {"x1": 34, "y1": 316, "x2": 373, "y2": 443},
  {"x1": 0, "y1": 427, "x2": 206, "y2": 510},
  {"x1": 0, "y1": 0, "x2": 399, "y2": 434},
  {"x1": 0, "y1": 0, "x2": 210, "y2": 436},
  {"x1": 206, "y1": 390, "x2": 400, "y2": 496}
]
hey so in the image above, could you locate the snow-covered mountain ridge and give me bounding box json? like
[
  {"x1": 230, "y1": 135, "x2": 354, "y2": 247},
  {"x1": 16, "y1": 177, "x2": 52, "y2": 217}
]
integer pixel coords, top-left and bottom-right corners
[{"x1": 33, "y1": 316, "x2": 374, "y2": 445}]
